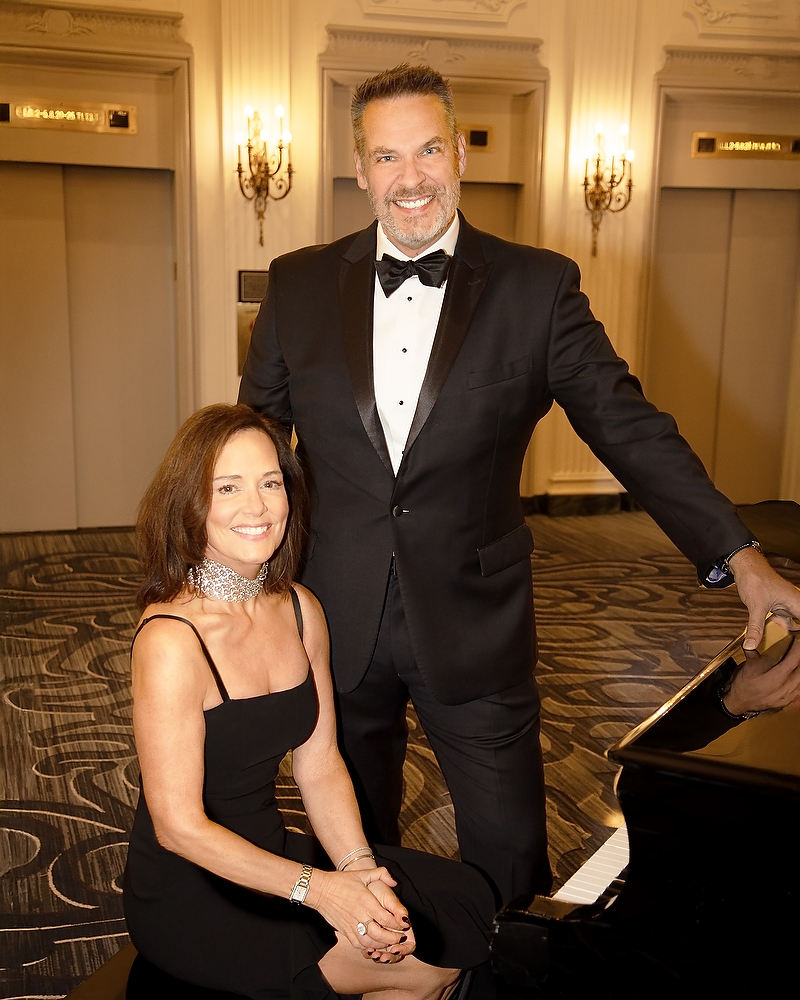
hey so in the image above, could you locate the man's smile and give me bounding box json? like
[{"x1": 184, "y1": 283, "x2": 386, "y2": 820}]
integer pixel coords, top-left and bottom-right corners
[{"x1": 394, "y1": 195, "x2": 435, "y2": 211}]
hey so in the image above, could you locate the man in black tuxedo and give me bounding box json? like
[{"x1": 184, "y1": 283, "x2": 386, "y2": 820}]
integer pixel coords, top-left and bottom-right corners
[{"x1": 239, "y1": 65, "x2": 800, "y2": 905}]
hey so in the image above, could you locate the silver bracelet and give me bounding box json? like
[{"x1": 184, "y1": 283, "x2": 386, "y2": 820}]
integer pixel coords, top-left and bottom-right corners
[
  {"x1": 341, "y1": 853, "x2": 375, "y2": 871},
  {"x1": 336, "y1": 847, "x2": 373, "y2": 871}
]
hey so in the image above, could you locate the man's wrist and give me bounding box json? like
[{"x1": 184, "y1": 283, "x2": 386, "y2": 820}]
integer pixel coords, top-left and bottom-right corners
[
  {"x1": 716, "y1": 679, "x2": 762, "y2": 721},
  {"x1": 701, "y1": 539, "x2": 762, "y2": 589}
]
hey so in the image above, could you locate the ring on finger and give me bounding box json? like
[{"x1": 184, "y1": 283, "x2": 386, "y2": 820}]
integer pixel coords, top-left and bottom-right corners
[{"x1": 356, "y1": 918, "x2": 373, "y2": 936}]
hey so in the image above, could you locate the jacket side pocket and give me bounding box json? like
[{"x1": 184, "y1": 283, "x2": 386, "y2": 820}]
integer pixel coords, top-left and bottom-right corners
[{"x1": 477, "y1": 523, "x2": 534, "y2": 577}]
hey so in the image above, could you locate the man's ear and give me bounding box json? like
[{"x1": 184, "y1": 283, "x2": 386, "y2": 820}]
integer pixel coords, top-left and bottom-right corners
[
  {"x1": 456, "y1": 133, "x2": 467, "y2": 177},
  {"x1": 354, "y1": 148, "x2": 367, "y2": 190}
]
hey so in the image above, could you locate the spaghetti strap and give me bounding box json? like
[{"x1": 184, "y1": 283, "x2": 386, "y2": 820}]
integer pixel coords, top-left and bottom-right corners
[
  {"x1": 289, "y1": 586, "x2": 303, "y2": 641},
  {"x1": 132, "y1": 614, "x2": 230, "y2": 702}
]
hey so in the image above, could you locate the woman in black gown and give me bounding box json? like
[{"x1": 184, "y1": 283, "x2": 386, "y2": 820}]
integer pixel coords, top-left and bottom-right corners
[{"x1": 123, "y1": 403, "x2": 494, "y2": 1000}]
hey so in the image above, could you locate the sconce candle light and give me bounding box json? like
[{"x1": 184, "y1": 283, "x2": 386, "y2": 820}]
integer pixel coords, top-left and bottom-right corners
[
  {"x1": 583, "y1": 123, "x2": 634, "y2": 256},
  {"x1": 237, "y1": 104, "x2": 293, "y2": 245}
]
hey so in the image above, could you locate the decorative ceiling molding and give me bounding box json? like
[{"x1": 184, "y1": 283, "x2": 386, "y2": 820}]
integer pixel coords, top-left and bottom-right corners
[
  {"x1": 0, "y1": 2, "x2": 185, "y2": 50},
  {"x1": 358, "y1": 0, "x2": 526, "y2": 25},
  {"x1": 660, "y1": 45, "x2": 800, "y2": 88},
  {"x1": 323, "y1": 24, "x2": 545, "y2": 80},
  {"x1": 683, "y1": 0, "x2": 800, "y2": 41}
]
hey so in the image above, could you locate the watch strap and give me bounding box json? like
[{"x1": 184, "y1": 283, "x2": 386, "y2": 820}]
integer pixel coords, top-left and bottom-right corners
[
  {"x1": 700, "y1": 539, "x2": 762, "y2": 589},
  {"x1": 289, "y1": 864, "x2": 313, "y2": 904}
]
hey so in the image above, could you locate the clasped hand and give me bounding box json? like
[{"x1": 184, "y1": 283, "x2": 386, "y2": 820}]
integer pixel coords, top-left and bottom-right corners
[{"x1": 308, "y1": 866, "x2": 415, "y2": 963}]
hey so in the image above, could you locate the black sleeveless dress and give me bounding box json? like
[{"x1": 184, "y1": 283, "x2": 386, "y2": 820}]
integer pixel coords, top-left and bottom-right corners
[{"x1": 122, "y1": 599, "x2": 494, "y2": 1000}]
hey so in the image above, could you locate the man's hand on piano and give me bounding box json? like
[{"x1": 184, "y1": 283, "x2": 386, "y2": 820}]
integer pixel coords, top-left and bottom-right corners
[
  {"x1": 723, "y1": 633, "x2": 800, "y2": 716},
  {"x1": 727, "y1": 546, "x2": 800, "y2": 651}
]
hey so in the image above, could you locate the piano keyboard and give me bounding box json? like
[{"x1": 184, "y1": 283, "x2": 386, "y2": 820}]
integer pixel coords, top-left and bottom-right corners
[{"x1": 552, "y1": 825, "x2": 629, "y2": 905}]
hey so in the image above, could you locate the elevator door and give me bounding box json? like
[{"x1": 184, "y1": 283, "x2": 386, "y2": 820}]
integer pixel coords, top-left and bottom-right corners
[
  {"x1": 645, "y1": 188, "x2": 800, "y2": 505},
  {"x1": 0, "y1": 162, "x2": 177, "y2": 531}
]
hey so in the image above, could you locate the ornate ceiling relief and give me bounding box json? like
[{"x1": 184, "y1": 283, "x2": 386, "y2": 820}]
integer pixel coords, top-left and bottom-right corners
[
  {"x1": 359, "y1": 0, "x2": 526, "y2": 25},
  {"x1": 683, "y1": 0, "x2": 800, "y2": 40}
]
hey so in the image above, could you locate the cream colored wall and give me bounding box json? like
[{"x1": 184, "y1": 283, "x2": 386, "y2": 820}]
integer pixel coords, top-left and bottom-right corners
[{"x1": 51, "y1": 0, "x2": 800, "y2": 498}]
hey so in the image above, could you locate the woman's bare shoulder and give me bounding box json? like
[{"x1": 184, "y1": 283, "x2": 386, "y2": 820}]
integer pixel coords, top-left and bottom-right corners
[
  {"x1": 133, "y1": 600, "x2": 207, "y2": 657},
  {"x1": 288, "y1": 584, "x2": 329, "y2": 662},
  {"x1": 289, "y1": 584, "x2": 326, "y2": 628}
]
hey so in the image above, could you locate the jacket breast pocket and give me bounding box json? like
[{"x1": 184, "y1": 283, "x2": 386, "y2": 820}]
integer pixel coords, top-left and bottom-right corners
[
  {"x1": 467, "y1": 355, "x2": 532, "y2": 390},
  {"x1": 478, "y1": 523, "x2": 534, "y2": 577}
]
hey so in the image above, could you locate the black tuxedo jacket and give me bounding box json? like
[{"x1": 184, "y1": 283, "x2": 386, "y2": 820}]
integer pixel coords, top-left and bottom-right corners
[{"x1": 239, "y1": 215, "x2": 750, "y2": 705}]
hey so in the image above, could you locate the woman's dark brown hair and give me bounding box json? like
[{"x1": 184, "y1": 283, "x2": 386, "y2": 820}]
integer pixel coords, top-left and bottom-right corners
[{"x1": 136, "y1": 404, "x2": 308, "y2": 609}]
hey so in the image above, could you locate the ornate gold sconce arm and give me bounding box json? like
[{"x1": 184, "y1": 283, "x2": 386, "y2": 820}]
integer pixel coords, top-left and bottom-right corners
[
  {"x1": 583, "y1": 125, "x2": 634, "y2": 256},
  {"x1": 237, "y1": 107, "x2": 293, "y2": 246}
]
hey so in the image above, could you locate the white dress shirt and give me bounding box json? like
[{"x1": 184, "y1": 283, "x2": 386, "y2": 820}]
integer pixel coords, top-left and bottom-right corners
[{"x1": 373, "y1": 215, "x2": 460, "y2": 474}]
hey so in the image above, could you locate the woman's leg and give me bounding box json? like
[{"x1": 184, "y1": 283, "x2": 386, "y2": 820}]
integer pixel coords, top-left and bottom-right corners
[{"x1": 318, "y1": 934, "x2": 460, "y2": 1000}]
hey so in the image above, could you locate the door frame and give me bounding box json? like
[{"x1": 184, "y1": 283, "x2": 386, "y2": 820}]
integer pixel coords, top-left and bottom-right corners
[
  {"x1": 0, "y1": 3, "x2": 196, "y2": 420},
  {"x1": 318, "y1": 24, "x2": 548, "y2": 249},
  {"x1": 644, "y1": 47, "x2": 800, "y2": 501}
]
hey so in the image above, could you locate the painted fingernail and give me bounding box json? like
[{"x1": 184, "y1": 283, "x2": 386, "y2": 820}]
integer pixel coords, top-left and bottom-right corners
[{"x1": 399, "y1": 935, "x2": 407, "y2": 943}]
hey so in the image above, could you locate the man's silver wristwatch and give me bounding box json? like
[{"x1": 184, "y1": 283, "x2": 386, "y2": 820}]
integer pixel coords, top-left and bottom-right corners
[{"x1": 289, "y1": 864, "x2": 313, "y2": 904}]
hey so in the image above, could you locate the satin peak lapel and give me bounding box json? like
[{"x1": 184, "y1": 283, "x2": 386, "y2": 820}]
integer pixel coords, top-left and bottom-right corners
[
  {"x1": 338, "y1": 227, "x2": 393, "y2": 476},
  {"x1": 403, "y1": 251, "x2": 493, "y2": 456}
]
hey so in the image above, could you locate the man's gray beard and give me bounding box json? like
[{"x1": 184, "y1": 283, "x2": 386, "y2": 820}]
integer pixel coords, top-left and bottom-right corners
[{"x1": 368, "y1": 180, "x2": 460, "y2": 253}]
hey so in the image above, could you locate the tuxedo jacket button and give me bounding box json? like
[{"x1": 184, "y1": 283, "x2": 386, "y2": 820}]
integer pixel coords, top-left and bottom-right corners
[{"x1": 391, "y1": 505, "x2": 404, "y2": 517}]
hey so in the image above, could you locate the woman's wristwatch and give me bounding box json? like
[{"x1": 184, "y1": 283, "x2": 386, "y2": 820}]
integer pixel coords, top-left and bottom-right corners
[{"x1": 289, "y1": 864, "x2": 313, "y2": 904}]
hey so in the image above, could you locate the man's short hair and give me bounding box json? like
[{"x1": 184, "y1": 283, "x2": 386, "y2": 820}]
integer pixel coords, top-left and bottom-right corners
[{"x1": 351, "y1": 63, "x2": 459, "y2": 163}]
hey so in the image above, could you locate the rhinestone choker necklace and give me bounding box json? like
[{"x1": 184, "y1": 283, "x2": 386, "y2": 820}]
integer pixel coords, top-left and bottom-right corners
[{"x1": 190, "y1": 557, "x2": 268, "y2": 602}]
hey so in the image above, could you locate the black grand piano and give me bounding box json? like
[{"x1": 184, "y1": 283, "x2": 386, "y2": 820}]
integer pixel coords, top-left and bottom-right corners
[{"x1": 492, "y1": 617, "x2": 800, "y2": 999}]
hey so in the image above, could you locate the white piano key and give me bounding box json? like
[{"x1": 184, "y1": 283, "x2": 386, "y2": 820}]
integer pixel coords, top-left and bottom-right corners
[{"x1": 553, "y1": 825, "x2": 629, "y2": 904}]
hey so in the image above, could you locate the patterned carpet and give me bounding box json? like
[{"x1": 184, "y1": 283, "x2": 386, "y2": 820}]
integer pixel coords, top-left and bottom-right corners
[{"x1": 2, "y1": 512, "x2": 793, "y2": 999}]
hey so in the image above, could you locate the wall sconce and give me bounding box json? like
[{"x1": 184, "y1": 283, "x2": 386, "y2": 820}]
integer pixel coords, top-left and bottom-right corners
[
  {"x1": 583, "y1": 123, "x2": 634, "y2": 256},
  {"x1": 236, "y1": 104, "x2": 293, "y2": 246}
]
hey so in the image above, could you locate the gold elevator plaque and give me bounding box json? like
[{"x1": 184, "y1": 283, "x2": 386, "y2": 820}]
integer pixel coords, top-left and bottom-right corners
[
  {"x1": 0, "y1": 99, "x2": 138, "y2": 134},
  {"x1": 692, "y1": 132, "x2": 800, "y2": 160}
]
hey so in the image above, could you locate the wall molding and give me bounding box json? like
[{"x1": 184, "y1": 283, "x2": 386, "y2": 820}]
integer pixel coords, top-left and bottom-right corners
[
  {"x1": 0, "y1": 2, "x2": 185, "y2": 52},
  {"x1": 661, "y1": 45, "x2": 800, "y2": 89},
  {"x1": 683, "y1": 0, "x2": 800, "y2": 42},
  {"x1": 358, "y1": 0, "x2": 526, "y2": 26},
  {"x1": 323, "y1": 23, "x2": 545, "y2": 80}
]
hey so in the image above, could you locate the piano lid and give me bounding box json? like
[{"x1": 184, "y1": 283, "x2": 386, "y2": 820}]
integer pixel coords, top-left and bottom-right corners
[{"x1": 608, "y1": 616, "x2": 800, "y2": 795}]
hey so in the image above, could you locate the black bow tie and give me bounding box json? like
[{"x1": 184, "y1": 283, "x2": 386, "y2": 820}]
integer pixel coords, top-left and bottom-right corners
[{"x1": 374, "y1": 250, "x2": 452, "y2": 297}]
